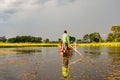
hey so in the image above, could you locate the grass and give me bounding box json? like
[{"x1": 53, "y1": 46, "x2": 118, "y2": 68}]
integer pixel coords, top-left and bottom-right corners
[
  {"x1": 0, "y1": 42, "x2": 120, "y2": 47},
  {"x1": 0, "y1": 42, "x2": 59, "y2": 47},
  {"x1": 77, "y1": 42, "x2": 120, "y2": 47}
]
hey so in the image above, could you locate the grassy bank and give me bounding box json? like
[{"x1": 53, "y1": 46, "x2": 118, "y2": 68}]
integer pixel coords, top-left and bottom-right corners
[
  {"x1": 78, "y1": 42, "x2": 120, "y2": 47},
  {"x1": 0, "y1": 42, "x2": 120, "y2": 47},
  {"x1": 0, "y1": 43, "x2": 59, "y2": 47}
]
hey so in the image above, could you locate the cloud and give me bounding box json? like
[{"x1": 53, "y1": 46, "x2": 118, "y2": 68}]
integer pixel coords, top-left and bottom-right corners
[
  {"x1": 0, "y1": 0, "x2": 82, "y2": 39},
  {"x1": 58, "y1": 0, "x2": 77, "y2": 5},
  {"x1": 1, "y1": 0, "x2": 120, "y2": 40},
  {"x1": 0, "y1": 0, "x2": 78, "y2": 23},
  {"x1": 0, "y1": 0, "x2": 36, "y2": 22}
]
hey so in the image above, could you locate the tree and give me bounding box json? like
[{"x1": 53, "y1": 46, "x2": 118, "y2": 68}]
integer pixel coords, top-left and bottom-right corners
[
  {"x1": 69, "y1": 36, "x2": 76, "y2": 43},
  {"x1": 0, "y1": 36, "x2": 7, "y2": 42},
  {"x1": 89, "y1": 32, "x2": 101, "y2": 42},
  {"x1": 8, "y1": 38, "x2": 16, "y2": 43},
  {"x1": 115, "y1": 33, "x2": 120, "y2": 42},
  {"x1": 108, "y1": 25, "x2": 120, "y2": 42},
  {"x1": 34, "y1": 37, "x2": 42, "y2": 43},
  {"x1": 111, "y1": 25, "x2": 120, "y2": 34},
  {"x1": 106, "y1": 33, "x2": 115, "y2": 42},
  {"x1": 7, "y1": 35, "x2": 42, "y2": 43},
  {"x1": 83, "y1": 34, "x2": 89, "y2": 42},
  {"x1": 77, "y1": 39, "x2": 82, "y2": 43},
  {"x1": 44, "y1": 38, "x2": 49, "y2": 43}
]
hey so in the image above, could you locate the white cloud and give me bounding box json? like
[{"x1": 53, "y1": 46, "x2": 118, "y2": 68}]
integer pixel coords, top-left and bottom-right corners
[
  {"x1": 0, "y1": 0, "x2": 17, "y2": 12},
  {"x1": 0, "y1": 0, "x2": 78, "y2": 19},
  {"x1": 0, "y1": 0, "x2": 42, "y2": 23},
  {"x1": 44, "y1": 0, "x2": 57, "y2": 7}
]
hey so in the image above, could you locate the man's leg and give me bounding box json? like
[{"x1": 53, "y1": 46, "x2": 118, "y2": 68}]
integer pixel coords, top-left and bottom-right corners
[{"x1": 66, "y1": 43, "x2": 69, "y2": 50}]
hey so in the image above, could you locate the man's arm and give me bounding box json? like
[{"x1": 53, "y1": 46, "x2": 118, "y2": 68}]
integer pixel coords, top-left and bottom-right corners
[{"x1": 67, "y1": 34, "x2": 70, "y2": 44}]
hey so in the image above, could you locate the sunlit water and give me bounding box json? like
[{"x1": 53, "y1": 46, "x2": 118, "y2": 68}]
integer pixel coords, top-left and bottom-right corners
[{"x1": 0, "y1": 47, "x2": 120, "y2": 80}]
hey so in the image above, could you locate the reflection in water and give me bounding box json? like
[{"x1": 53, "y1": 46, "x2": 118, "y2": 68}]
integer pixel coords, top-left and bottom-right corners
[
  {"x1": 61, "y1": 53, "x2": 72, "y2": 80},
  {"x1": 0, "y1": 48, "x2": 42, "y2": 54},
  {"x1": 61, "y1": 50, "x2": 82, "y2": 80},
  {"x1": 1, "y1": 47, "x2": 120, "y2": 80},
  {"x1": 83, "y1": 46, "x2": 101, "y2": 59},
  {"x1": 62, "y1": 63, "x2": 70, "y2": 79},
  {"x1": 15, "y1": 49, "x2": 41, "y2": 54},
  {"x1": 108, "y1": 47, "x2": 120, "y2": 63}
]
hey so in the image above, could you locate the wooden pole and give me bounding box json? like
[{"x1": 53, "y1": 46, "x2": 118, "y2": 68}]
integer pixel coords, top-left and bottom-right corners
[{"x1": 69, "y1": 45, "x2": 82, "y2": 56}]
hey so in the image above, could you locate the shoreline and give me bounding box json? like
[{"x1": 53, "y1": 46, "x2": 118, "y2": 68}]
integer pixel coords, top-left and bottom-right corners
[
  {"x1": 0, "y1": 43, "x2": 59, "y2": 47},
  {"x1": 0, "y1": 42, "x2": 120, "y2": 47},
  {"x1": 77, "y1": 42, "x2": 120, "y2": 47}
]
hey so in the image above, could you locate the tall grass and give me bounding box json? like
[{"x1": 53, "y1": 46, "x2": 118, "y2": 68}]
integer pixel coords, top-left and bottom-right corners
[
  {"x1": 0, "y1": 42, "x2": 120, "y2": 47},
  {"x1": 77, "y1": 42, "x2": 120, "y2": 47},
  {"x1": 0, "y1": 42, "x2": 59, "y2": 47}
]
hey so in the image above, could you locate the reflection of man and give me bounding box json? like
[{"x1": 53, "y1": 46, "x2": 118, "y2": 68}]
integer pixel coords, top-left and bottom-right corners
[
  {"x1": 62, "y1": 55, "x2": 71, "y2": 79},
  {"x1": 62, "y1": 65, "x2": 70, "y2": 79}
]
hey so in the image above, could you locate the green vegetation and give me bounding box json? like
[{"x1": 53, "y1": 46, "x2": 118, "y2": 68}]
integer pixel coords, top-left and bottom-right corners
[
  {"x1": 0, "y1": 36, "x2": 7, "y2": 42},
  {"x1": 0, "y1": 42, "x2": 120, "y2": 47},
  {"x1": 81, "y1": 32, "x2": 102, "y2": 43},
  {"x1": 8, "y1": 36, "x2": 42, "y2": 43},
  {"x1": 78, "y1": 25, "x2": 120, "y2": 43},
  {"x1": 0, "y1": 25, "x2": 120, "y2": 47},
  {"x1": 77, "y1": 42, "x2": 120, "y2": 47},
  {"x1": 107, "y1": 25, "x2": 120, "y2": 42},
  {"x1": 0, "y1": 43, "x2": 59, "y2": 47}
]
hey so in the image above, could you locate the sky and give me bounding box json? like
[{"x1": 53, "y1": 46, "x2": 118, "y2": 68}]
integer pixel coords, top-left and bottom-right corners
[{"x1": 0, "y1": 0, "x2": 120, "y2": 41}]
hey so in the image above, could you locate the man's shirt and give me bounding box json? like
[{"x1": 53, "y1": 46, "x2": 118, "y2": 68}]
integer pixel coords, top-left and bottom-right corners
[{"x1": 62, "y1": 33, "x2": 70, "y2": 44}]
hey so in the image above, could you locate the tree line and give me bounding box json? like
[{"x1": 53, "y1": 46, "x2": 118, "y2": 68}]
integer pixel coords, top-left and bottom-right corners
[
  {"x1": 77, "y1": 25, "x2": 120, "y2": 43},
  {"x1": 0, "y1": 25, "x2": 120, "y2": 43},
  {"x1": 0, "y1": 35, "x2": 75, "y2": 43},
  {"x1": 0, "y1": 36, "x2": 42, "y2": 43}
]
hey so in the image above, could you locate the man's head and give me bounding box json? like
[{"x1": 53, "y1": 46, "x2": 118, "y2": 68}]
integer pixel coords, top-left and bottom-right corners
[{"x1": 64, "y1": 30, "x2": 67, "y2": 33}]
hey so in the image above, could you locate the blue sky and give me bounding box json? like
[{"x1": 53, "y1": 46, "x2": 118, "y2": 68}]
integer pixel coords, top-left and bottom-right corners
[{"x1": 0, "y1": 0, "x2": 120, "y2": 40}]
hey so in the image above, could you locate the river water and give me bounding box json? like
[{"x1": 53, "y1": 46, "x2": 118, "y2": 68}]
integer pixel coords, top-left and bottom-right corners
[{"x1": 0, "y1": 47, "x2": 120, "y2": 80}]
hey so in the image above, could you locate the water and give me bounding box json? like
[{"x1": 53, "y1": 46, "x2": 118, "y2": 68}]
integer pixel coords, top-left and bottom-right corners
[{"x1": 0, "y1": 47, "x2": 120, "y2": 80}]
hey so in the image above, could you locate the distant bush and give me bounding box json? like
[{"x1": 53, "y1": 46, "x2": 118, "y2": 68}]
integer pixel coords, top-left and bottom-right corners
[
  {"x1": 0, "y1": 36, "x2": 7, "y2": 42},
  {"x1": 7, "y1": 35, "x2": 42, "y2": 43}
]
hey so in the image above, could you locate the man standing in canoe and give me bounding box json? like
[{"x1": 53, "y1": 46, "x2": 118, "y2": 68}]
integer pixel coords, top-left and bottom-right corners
[{"x1": 61, "y1": 30, "x2": 70, "y2": 52}]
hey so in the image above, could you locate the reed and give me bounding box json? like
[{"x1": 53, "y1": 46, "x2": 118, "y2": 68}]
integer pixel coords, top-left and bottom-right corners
[
  {"x1": 0, "y1": 42, "x2": 120, "y2": 47},
  {"x1": 0, "y1": 42, "x2": 59, "y2": 47},
  {"x1": 77, "y1": 42, "x2": 120, "y2": 47}
]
